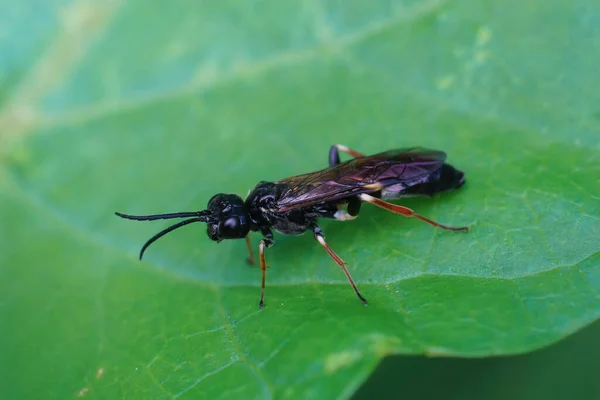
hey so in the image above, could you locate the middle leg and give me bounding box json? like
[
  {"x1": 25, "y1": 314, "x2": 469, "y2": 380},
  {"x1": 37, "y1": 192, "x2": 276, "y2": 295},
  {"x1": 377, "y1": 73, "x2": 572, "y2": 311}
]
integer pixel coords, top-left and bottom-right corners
[
  {"x1": 245, "y1": 235, "x2": 255, "y2": 265},
  {"x1": 258, "y1": 231, "x2": 274, "y2": 308},
  {"x1": 312, "y1": 225, "x2": 368, "y2": 305}
]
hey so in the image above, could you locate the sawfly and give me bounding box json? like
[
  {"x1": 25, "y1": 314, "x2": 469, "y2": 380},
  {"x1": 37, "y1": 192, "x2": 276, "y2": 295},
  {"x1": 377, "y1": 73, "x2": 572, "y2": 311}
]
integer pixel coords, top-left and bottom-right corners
[{"x1": 116, "y1": 144, "x2": 468, "y2": 308}]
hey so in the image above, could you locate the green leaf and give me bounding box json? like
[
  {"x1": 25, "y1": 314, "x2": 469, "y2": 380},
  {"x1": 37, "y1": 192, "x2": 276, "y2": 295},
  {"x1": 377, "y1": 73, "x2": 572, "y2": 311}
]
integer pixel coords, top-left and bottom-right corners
[{"x1": 1, "y1": 0, "x2": 599, "y2": 399}]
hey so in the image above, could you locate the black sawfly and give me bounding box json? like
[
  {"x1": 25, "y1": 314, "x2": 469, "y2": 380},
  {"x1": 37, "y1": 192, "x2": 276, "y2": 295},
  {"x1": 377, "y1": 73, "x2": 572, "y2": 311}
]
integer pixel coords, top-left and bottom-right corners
[{"x1": 116, "y1": 144, "x2": 468, "y2": 308}]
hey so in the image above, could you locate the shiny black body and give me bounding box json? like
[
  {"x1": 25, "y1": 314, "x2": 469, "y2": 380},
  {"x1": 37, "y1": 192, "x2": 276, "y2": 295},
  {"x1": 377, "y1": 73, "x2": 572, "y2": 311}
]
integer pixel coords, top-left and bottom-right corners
[
  {"x1": 245, "y1": 181, "x2": 339, "y2": 236},
  {"x1": 115, "y1": 145, "x2": 467, "y2": 308}
]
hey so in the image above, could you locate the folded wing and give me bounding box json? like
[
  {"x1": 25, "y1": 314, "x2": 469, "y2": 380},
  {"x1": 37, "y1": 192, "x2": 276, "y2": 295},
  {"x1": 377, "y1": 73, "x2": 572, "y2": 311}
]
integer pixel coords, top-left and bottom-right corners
[{"x1": 275, "y1": 147, "x2": 446, "y2": 212}]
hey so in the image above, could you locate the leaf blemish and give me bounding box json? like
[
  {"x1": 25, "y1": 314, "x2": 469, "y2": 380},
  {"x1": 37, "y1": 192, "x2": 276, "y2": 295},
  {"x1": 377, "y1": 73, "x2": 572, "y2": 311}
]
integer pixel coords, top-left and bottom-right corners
[
  {"x1": 474, "y1": 50, "x2": 491, "y2": 65},
  {"x1": 467, "y1": 26, "x2": 493, "y2": 68},
  {"x1": 368, "y1": 334, "x2": 403, "y2": 356},
  {"x1": 476, "y1": 26, "x2": 492, "y2": 46},
  {"x1": 324, "y1": 350, "x2": 361, "y2": 374},
  {"x1": 436, "y1": 76, "x2": 455, "y2": 90}
]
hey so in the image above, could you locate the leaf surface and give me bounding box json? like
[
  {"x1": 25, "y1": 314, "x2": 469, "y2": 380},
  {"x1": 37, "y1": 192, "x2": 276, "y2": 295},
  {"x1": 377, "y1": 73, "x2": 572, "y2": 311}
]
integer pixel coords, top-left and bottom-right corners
[{"x1": 1, "y1": 0, "x2": 599, "y2": 399}]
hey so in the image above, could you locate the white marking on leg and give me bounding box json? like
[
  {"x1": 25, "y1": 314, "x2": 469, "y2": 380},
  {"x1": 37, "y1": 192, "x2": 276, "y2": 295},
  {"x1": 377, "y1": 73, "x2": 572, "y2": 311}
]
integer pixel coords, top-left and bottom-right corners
[
  {"x1": 363, "y1": 182, "x2": 384, "y2": 190},
  {"x1": 316, "y1": 234, "x2": 327, "y2": 246},
  {"x1": 359, "y1": 193, "x2": 375, "y2": 202},
  {"x1": 334, "y1": 209, "x2": 357, "y2": 221}
]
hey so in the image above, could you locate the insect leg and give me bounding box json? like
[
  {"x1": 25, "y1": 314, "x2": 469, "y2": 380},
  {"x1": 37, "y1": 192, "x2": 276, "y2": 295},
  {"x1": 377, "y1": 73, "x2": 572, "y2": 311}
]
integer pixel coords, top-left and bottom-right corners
[
  {"x1": 347, "y1": 196, "x2": 362, "y2": 217},
  {"x1": 359, "y1": 193, "x2": 469, "y2": 232},
  {"x1": 313, "y1": 226, "x2": 368, "y2": 305},
  {"x1": 245, "y1": 235, "x2": 255, "y2": 265},
  {"x1": 329, "y1": 144, "x2": 365, "y2": 166},
  {"x1": 258, "y1": 233, "x2": 274, "y2": 308}
]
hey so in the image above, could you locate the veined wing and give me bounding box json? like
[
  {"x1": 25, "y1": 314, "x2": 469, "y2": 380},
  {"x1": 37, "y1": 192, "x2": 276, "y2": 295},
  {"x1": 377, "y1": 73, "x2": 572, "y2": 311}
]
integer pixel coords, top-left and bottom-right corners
[{"x1": 275, "y1": 147, "x2": 446, "y2": 212}]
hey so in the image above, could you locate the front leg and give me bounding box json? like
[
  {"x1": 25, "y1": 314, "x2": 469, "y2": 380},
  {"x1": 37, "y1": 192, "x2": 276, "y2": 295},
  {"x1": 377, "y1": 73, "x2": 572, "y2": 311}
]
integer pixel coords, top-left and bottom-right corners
[
  {"x1": 328, "y1": 144, "x2": 366, "y2": 166},
  {"x1": 244, "y1": 235, "x2": 255, "y2": 265},
  {"x1": 258, "y1": 229, "x2": 274, "y2": 309}
]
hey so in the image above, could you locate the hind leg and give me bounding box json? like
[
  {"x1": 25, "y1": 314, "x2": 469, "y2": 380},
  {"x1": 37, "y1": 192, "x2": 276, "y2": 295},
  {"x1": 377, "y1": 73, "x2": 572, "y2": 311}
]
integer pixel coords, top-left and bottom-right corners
[
  {"x1": 359, "y1": 193, "x2": 469, "y2": 232},
  {"x1": 328, "y1": 145, "x2": 365, "y2": 219},
  {"x1": 329, "y1": 144, "x2": 365, "y2": 166}
]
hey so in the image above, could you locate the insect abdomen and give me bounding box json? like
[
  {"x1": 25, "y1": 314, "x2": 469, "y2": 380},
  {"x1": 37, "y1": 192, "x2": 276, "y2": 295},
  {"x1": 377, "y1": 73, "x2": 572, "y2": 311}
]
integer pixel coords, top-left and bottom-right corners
[{"x1": 400, "y1": 163, "x2": 465, "y2": 197}]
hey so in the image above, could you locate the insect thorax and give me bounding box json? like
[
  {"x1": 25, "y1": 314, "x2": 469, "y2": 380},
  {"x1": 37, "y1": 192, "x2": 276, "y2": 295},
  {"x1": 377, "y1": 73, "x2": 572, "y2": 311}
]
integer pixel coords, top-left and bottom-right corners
[{"x1": 245, "y1": 181, "x2": 321, "y2": 235}]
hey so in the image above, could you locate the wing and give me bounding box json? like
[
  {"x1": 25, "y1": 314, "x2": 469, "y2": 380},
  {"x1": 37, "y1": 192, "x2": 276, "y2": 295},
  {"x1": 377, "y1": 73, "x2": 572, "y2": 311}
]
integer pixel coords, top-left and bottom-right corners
[{"x1": 275, "y1": 147, "x2": 446, "y2": 212}]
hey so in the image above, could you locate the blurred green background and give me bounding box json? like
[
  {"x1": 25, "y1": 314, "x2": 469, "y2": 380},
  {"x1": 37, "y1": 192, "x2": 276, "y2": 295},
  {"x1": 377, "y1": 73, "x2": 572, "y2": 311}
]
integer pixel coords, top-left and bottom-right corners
[{"x1": 1, "y1": 0, "x2": 599, "y2": 399}]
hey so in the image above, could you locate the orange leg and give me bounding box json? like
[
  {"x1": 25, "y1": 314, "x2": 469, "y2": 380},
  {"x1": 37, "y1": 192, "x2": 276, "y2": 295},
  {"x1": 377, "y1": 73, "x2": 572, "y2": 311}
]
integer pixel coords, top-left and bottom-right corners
[
  {"x1": 258, "y1": 238, "x2": 273, "y2": 308},
  {"x1": 359, "y1": 194, "x2": 469, "y2": 232},
  {"x1": 314, "y1": 229, "x2": 368, "y2": 305},
  {"x1": 245, "y1": 235, "x2": 255, "y2": 265}
]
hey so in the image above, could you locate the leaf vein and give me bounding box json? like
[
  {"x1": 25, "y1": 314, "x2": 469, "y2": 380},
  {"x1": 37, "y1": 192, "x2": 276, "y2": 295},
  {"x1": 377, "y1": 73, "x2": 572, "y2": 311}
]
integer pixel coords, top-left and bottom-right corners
[{"x1": 172, "y1": 359, "x2": 239, "y2": 399}]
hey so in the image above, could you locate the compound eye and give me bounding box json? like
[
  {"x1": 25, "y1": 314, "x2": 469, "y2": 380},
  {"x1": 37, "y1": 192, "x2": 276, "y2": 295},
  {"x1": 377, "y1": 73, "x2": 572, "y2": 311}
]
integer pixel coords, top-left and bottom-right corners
[{"x1": 220, "y1": 217, "x2": 241, "y2": 239}]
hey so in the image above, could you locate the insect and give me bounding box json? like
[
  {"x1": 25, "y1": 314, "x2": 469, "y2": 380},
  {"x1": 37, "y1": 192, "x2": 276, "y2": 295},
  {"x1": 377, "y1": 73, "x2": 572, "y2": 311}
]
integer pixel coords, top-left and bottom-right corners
[{"x1": 115, "y1": 144, "x2": 468, "y2": 308}]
